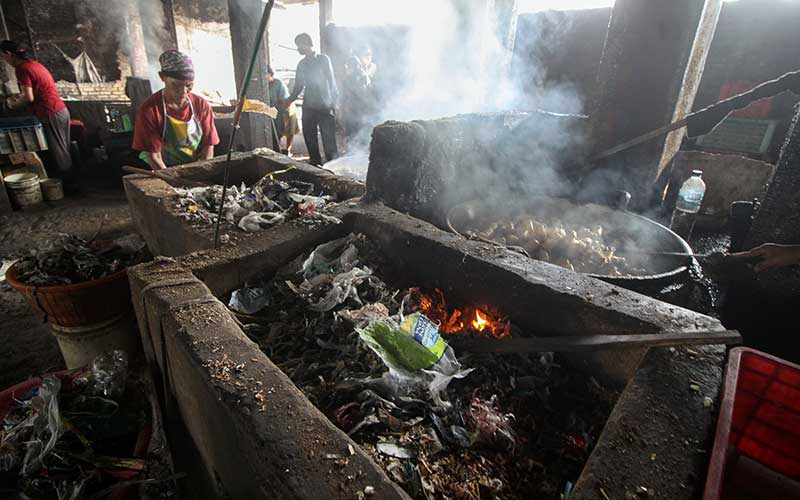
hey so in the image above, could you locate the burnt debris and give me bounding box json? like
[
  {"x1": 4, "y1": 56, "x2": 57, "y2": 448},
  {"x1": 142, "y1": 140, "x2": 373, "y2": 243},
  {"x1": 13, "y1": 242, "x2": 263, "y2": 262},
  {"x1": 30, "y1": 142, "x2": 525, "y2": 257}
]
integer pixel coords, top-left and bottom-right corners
[
  {"x1": 230, "y1": 234, "x2": 619, "y2": 499},
  {"x1": 13, "y1": 234, "x2": 147, "y2": 287}
]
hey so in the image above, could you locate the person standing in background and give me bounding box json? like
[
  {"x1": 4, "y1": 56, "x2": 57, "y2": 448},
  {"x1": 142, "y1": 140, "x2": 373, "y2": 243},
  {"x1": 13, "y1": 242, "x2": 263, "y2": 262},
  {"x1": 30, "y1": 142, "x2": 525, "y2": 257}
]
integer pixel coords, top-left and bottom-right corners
[
  {"x1": 1, "y1": 40, "x2": 74, "y2": 185},
  {"x1": 342, "y1": 44, "x2": 378, "y2": 144},
  {"x1": 284, "y1": 33, "x2": 338, "y2": 166},
  {"x1": 267, "y1": 65, "x2": 299, "y2": 156}
]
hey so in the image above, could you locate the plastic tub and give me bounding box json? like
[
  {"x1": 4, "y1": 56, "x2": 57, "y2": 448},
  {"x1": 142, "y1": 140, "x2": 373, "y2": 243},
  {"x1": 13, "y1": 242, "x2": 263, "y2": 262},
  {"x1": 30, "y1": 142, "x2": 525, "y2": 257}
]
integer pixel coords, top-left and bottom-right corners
[
  {"x1": 50, "y1": 314, "x2": 140, "y2": 369},
  {"x1": 4, "y1": 172, "x2": 42, "y2": 208},
  {"x1": 40, "y1": 178, "x2": 64, "y2": 201},
  {"x1": 703, "y1": 347, "x2": 800, "y2": 499}
]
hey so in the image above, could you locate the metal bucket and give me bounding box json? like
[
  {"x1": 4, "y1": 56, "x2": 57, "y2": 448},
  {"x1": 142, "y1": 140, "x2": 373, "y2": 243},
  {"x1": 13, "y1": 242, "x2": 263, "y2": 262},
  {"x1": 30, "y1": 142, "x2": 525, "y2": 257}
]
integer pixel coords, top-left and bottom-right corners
[
  {"x1": 4, "y1": 172, "x2": 42, "y2": 208},
  {"x1": 50, "y1": 314, "x2": 139, "y2": 369},
  {"x1": 40, "y1": 178, "x2": 64, "y2": 201}
]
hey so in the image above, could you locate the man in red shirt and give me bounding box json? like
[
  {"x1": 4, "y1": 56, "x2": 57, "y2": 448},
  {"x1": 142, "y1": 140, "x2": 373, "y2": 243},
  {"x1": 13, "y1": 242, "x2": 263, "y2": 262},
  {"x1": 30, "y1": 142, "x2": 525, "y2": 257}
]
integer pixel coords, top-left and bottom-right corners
[
  {"x1": 1, "y1": 40, "x2": 73, "y2": 178},
  {"x1": 133, "y1": 50, "x2": 219, "y2": 169}
]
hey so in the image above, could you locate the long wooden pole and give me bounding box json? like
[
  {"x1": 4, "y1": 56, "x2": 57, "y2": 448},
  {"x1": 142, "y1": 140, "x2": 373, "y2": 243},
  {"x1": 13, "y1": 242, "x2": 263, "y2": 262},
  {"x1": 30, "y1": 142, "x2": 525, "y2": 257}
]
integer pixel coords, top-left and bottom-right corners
[
  {"x1": 213, "y1": 0, "x2": 275, "y2": 248},
  {"x1": 449, "y1": 329, "x2": 742, "y2": 354}
]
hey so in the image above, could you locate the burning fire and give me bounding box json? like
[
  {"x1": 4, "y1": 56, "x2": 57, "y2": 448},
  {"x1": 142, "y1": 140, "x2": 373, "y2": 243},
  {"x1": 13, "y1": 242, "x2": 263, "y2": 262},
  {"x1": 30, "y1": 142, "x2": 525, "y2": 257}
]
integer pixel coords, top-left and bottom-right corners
[
  {"x1": 472, "y1": 310, "x2": 489, "y2": 331},
  {"x1": 412, "y1": 288, "x2": 511, "y2": 339}
]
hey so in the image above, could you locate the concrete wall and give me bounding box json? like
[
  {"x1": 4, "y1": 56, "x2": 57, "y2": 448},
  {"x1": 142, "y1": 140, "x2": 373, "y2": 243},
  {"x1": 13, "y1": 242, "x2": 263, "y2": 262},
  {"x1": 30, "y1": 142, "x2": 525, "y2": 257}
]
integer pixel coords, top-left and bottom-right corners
[
  {"x1": 366, "y1": 112, "x2": 589, "y2": 228},
  {"x1": 666, "y1": 151, "x2": 775, "y2": 226},
  {"x1": 511, "y1": 8, "x2": 611, "y2": 109},
  {"x1": 124, "y1": 150, "x2": 366, "y2": 257},
  {"x1": 512, "y1": 1, "x2": 800, "y2": 163},
  {"x1": 126, "y1": 195, "x2": 729, "y2": 500},
  {"x1": 129, "y1": 258, "x2": 408, "y2": 500}
]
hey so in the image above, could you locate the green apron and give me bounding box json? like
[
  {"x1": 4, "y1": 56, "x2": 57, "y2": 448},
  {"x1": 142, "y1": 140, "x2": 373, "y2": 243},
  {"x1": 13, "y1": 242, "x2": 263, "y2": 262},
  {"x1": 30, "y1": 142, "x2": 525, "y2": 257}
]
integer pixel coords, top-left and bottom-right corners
[{"x1": 139, "y1": 91, "x2": 204, "y2": 167}]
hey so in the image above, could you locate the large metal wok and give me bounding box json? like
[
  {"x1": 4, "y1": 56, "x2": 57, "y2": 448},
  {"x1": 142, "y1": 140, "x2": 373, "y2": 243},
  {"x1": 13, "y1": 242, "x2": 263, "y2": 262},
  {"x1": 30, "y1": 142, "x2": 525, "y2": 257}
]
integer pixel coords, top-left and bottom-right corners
[{"x1": 446, "y1": 196, "x2": 694, "y2": 294}]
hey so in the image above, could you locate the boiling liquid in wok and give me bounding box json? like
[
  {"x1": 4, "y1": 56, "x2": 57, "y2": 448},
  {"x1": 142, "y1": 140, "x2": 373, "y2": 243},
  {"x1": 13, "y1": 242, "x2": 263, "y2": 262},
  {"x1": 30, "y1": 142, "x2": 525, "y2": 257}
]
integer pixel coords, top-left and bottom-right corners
[{"x1": 473, "y1": 215, "x2": 648, "y2": 276}]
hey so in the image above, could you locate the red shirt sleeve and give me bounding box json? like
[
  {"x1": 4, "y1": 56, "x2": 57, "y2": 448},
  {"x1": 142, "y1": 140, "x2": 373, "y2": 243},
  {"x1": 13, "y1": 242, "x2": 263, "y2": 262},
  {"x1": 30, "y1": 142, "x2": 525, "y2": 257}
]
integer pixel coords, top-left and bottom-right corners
[
  {"x1": 193, "y1": 95, "x2": 220, "y2": 148},
  {"x1": 15, "y1": 65, "x2": 33, "y2": 87},
  {"x1": 132, "y1": 95, "x2": 164, "y2": 154}
]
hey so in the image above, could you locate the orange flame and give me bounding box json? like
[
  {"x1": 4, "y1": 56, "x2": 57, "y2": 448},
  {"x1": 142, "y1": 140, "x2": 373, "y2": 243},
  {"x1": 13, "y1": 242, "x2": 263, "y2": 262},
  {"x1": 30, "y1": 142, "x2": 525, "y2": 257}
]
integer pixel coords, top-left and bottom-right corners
[
  {"x1": 412, "y1": 288, "x2": 511, "y2": 339},
  {"x1": 472, "y1": 310, "x2": 489, "y2": 332}
]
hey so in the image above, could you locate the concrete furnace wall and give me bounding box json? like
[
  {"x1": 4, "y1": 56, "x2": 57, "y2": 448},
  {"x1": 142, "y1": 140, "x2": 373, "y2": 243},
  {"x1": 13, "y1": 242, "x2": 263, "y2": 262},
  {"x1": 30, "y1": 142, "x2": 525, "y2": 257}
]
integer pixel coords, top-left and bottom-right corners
[
  {"x1": 123, "y1": 149, "x2": 365, "y2": 257},
  {"x1": 366, "y1": 112, "x2": 589, "y2": 228},
  {"x1": 126, "y1": 161, "x2": 729, "y2": 500},
  {"x1": 129, "y1": 257, "x2": 408, "y2": 500}
]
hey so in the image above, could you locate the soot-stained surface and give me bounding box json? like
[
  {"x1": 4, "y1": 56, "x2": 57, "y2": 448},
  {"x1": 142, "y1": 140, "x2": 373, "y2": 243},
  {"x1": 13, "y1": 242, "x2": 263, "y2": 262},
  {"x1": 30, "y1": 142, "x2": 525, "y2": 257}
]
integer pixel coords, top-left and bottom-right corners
[{"x1": 574, "y1": 344, "x2": 726, "y2": 500}]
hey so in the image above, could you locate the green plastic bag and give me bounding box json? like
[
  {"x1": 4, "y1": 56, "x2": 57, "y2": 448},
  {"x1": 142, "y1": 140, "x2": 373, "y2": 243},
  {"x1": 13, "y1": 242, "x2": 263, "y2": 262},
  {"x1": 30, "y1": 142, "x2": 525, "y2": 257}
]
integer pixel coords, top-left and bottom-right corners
[{"x1": 358, "y1": 315, "x2": 446, "y2": 371}]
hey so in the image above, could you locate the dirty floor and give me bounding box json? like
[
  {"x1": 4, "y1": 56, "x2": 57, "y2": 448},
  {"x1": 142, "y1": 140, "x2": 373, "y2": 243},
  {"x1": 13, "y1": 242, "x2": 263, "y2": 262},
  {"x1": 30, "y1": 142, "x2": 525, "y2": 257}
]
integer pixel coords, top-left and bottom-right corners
[{"x1": 0, "y1": 185, "x2": 134, "y2": 389}]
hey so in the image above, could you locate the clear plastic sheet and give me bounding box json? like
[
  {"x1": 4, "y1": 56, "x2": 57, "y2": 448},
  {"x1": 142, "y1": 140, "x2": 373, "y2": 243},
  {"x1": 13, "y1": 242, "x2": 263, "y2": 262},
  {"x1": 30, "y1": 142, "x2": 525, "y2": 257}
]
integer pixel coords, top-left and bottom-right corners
[
  {"x1": 21, "y1": 376, "x2": 65, "y2": 475},
  {"x1": 229, "y1": 285, "x2": 271, "y2": 315},
  {"x1": 76, "y1": 350, "x2": 129, "y2": 399}
]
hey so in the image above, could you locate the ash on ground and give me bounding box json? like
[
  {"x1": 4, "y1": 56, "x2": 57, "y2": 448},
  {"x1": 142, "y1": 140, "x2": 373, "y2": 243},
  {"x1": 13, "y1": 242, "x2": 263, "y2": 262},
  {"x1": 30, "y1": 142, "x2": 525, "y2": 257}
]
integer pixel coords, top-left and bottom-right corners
[{"x1": 230, "y1": 234, "x2": 619, "y2": 499}]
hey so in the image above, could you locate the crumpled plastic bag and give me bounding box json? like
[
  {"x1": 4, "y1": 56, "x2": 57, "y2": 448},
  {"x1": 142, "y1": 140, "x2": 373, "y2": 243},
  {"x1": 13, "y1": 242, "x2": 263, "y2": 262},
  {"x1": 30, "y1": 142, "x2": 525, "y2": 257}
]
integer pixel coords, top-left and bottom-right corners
[
  {"x1": 336, "y1": 302, "x2": 390, "y2": 327},
  {"x1": 229, "y1": 285, "x2": 270, "y2": 315},
  {"x1": 76, "y1": 350, "x2": 129, "y2": 399},
  {"x1": 308, "y1": 267, "x2": 373, "y2": 312},
  {"x1": 21, "y1": 375, "x2": 64, "y2": 475},
  {"x1": 237, "y1": 212, "x2": 286, "y2": 232},
  {"x1": 111, "y1": 234, "x2": 146, "y2": 254},
  {"x1": 287, "y1": 192, "x2": 328, "y2": 209},
  {"x1": 56, "y1": 476, "x2": 90, "y2": 500},
  {"x1": 301, "y1": 235, "x2": 359, "y2": 278},
  {"x1": 358, "y1": 319, "x2": 473, "y2": 408}
]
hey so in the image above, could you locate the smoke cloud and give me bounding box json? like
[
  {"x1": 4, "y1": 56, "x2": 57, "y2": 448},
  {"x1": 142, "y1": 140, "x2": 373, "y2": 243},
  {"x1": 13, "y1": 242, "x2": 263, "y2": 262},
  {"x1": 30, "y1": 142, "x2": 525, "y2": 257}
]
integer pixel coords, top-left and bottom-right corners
[
  {"x1": 333, "y1": 0, "x2": 586, "y2": 200},
  {"x1": 73, "y1": 0, "x2": 170, "y2": 88}
]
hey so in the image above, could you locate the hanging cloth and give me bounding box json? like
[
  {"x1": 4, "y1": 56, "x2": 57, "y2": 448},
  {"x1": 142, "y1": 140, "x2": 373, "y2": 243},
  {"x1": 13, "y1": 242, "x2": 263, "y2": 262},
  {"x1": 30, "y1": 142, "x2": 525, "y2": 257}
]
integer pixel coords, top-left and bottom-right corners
[{"x1": 55, "y1": 46, "x2": 102, "y2": 83}]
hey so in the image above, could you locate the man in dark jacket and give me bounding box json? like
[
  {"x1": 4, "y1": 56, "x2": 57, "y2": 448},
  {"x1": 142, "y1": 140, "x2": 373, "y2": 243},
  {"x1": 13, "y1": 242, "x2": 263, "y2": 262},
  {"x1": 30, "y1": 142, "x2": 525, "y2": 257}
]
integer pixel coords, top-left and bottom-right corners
[{"x1": 284, "y1": 33, "x2": 338, "y2": 166}]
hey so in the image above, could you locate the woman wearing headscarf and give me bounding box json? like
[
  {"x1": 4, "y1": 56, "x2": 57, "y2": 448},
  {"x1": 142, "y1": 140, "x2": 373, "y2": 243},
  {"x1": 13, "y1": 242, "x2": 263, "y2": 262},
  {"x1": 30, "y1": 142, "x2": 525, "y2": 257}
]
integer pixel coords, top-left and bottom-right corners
[
  {"x1": 1, "y1": 40, "x2": 73, "y2": 179},
  {"x1": 133, "y1": 50, "x2": 219, "y2": 169}
]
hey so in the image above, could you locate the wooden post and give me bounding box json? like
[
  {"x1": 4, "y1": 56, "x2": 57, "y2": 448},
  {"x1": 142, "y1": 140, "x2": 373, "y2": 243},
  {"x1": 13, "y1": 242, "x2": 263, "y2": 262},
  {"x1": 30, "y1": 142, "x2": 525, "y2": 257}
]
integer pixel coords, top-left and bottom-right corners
[
  {"x1": 125, "y1": 2, "x2": 150, "y2": 78},
  {"x1": 585, "y1": 0, "x2": 721, "y2": 210},
  {"x1": 227, "y1": 0, "x2": 271, "y2": 151},
  {"x1": 319, "y1": 0, "x2": 333, "y2": 53}
]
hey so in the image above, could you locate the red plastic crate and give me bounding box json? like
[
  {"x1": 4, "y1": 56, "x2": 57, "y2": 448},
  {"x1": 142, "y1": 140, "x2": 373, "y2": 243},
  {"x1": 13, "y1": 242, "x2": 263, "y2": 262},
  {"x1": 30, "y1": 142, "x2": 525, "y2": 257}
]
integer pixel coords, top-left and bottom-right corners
[{"x1": 704, "y1": 347, "x2": 800, "y2": 500}]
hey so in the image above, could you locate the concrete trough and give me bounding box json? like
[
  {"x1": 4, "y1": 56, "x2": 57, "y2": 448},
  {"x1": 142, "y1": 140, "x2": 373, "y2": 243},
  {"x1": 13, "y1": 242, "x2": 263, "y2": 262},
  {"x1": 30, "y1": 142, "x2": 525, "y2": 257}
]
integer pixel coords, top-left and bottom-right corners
[
  {"x1": 123, "y1": 149, "x2": 365, "y2": 257},
  {"x1": 128, "y1": 190, "x2": 728, "y2": 499}
]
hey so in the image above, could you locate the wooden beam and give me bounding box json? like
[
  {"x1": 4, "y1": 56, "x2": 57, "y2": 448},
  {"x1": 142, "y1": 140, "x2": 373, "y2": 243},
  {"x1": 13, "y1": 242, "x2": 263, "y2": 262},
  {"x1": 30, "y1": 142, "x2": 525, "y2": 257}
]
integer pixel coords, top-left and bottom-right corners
[
  {"x1": 319, "y1": 0, "x2": 333, "y2": 53},
  {"x1": 449, "y1": 330, "x2": 742, "y2": 354}
]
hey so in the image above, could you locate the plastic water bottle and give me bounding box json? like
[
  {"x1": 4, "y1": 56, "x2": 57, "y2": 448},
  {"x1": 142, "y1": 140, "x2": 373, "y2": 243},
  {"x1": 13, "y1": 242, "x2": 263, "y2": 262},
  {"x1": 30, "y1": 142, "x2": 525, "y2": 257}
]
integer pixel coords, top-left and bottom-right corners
[{"x1": 670, "y1": 170, "x2": 706, "y2": 240}]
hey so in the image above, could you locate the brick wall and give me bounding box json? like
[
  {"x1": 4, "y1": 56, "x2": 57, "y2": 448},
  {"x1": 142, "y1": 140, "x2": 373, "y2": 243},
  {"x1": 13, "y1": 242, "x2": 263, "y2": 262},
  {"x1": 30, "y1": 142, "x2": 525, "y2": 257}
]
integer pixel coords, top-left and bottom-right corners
[{"x1": 56, "y1": 80, "x2": 129, "y2": 102}]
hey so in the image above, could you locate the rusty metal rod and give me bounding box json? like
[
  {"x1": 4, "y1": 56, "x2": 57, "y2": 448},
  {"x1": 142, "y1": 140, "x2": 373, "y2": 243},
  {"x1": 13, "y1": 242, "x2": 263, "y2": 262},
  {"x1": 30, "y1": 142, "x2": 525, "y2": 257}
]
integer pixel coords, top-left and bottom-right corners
[{"x1": 213, "y1": 0, "x2": 275, "y2": 248}]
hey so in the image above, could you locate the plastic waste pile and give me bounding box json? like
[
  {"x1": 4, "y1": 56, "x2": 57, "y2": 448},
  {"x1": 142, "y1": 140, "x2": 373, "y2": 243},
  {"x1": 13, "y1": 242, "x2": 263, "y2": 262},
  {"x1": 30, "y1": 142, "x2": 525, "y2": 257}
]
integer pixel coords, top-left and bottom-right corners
[
  {"x1": 229, "y1": 234, "x2": 619, "y2": 499},
  {"x1": 0, "y1": 351, "x2": 162, "y2": 500},
  {"x1": 13, "y1": 234, "x2": 147, "y2": 286},
  {"x1": 174, "y1": 173, "x2": 340, "y2": 232}
]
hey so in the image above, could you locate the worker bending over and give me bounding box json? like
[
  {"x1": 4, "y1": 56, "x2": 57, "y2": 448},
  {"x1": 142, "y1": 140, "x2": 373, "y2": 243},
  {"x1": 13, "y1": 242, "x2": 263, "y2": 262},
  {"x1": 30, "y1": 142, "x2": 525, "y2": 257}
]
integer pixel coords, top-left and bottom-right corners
[{"x1": 133, "y1": 50, "x2": 219, "y2": 170}]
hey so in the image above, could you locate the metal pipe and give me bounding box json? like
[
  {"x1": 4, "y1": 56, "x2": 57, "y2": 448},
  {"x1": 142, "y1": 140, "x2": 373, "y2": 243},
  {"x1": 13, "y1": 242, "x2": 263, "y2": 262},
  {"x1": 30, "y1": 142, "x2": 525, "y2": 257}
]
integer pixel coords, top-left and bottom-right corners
[
  {"x1": 20, "y1": 0, "x2": 37, "y2": 60},
  {"x1": 0, "y1": 3, "x2": 10, "y2": 40},
  {"x1": 213, "y1": 0, "x2": 275, "y2": 248}
]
